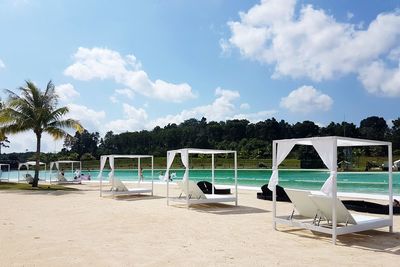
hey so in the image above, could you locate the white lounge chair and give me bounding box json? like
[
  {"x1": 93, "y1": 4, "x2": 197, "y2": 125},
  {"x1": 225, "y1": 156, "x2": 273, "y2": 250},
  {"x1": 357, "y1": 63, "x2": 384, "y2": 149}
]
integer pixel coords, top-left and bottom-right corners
[
  {"x1": 25, "y1": 174, "x2": 34, "y2": 184},
  {"x1": 175, "y1": 180, "x2": 236, "y2": 205},
  {"x1": 110, "y1": 177, "x2": 152, "y2": 196},
  {"x1": 54, "y1": 173, "x2": 81, "y2": 184},
  {"x1": 284, "y1": 188, "x2": 321, "y2": 222},
  {"x1": 309, "y1": 195, "x2": 384, "y2": 226}
]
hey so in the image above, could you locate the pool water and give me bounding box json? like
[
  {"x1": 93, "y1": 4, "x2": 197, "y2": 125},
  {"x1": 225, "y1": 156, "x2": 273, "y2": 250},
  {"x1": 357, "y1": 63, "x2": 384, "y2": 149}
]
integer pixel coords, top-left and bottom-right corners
[{"x1": 5, "y1": 169, "x2": 399, "y2": 195}]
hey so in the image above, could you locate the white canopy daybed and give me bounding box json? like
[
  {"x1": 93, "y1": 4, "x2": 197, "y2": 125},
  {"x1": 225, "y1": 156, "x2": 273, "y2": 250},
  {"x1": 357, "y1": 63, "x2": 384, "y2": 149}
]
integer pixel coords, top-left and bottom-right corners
[
  {"x1": 268, "y1": 136, "x2": 393, "y2": 245},
  {"x1": 49, "y1": 160, "x2": 82, "y2": 184},
  {"x1": 166, "y1": 148, "x2": 238, "y2": 208},
  {"x1": 18, "y1": 161, "x2": 47, "y2": 182},
  {"x1": 0, "y1": 164, "x2": 10, "y2": 182},
  {"x1": 98, "y1": 155, "x2": 154, "y2": 197}
]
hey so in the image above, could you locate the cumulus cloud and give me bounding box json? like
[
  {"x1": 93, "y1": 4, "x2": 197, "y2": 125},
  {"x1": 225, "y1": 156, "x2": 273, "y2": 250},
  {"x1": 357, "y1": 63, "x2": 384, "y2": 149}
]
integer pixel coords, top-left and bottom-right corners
[
  {"x1": 358, "y1": 61, "x2": 400, "y2": 97},
  {"x1": 280, "y1": 85, "x2": 333, "y2": 113},
  {"x1": 64, "y1": 47, "x2": 196, "y2": 102},
  {"x1": 232, "y1": 110, "x2": 277, "y2": 122},
  {"x1": 66, "y1": 103, "x2": 106, "y2": 132},
  {"x1": 146, "y1": 88, "x2": 276, "y2": 129},
  {"x1": 55, "y1": 83, "x2": 80, "y2": 101},
  {"x1": 0, "y1": 59, "x2": 5, "y2": 69},
  {"x1": 224, "y1": 0, "x2": 400, "y2": 96},
  {"x1": 106, "y1": 103, "x2": 148, "y2": 133}
]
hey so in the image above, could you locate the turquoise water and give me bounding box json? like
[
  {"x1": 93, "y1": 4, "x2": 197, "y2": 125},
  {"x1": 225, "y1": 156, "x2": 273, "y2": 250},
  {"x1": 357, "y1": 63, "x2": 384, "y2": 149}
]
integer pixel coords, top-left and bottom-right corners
[{"x1": 5, "y1": 169, "x2": 400, "y2": 195}]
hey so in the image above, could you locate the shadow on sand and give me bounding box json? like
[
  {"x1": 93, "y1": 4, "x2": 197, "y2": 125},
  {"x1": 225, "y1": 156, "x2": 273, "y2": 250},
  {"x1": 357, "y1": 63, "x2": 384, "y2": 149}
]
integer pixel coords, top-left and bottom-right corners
[
  {"x1": 280, "y1": 227, "x2": 400, "y2": 255},
  {"x1": 171, "y1": 203, "x2": 269, "y2": 215}
]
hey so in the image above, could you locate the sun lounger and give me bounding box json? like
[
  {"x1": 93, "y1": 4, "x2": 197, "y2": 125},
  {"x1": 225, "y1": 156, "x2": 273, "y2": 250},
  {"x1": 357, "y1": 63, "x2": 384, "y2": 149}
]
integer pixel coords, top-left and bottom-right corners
[
  {"x1": 197, "y1": 180, "x2": 231, "y2": 195},
  {"x1": 25, "y1": 174, "x2": 34, "y2": 184},
  {"x1": 257, "y1": 184, "x2": 291, "y2": 202},
  {"x1": 110, "y1": 177, "x2": 152, "y2": 196},
  {"x1": 175, "y1": 180, "x2": 236, "y2": 205},
  {"x1": 309, "y1": 195, "x2": 385, "y2": 227},
  {"x1": 284, "y1": 188, "x2": 321, "y2": 221},
  {"x1": 54, "y1": 173, "x2": 81, "y2": 184}
]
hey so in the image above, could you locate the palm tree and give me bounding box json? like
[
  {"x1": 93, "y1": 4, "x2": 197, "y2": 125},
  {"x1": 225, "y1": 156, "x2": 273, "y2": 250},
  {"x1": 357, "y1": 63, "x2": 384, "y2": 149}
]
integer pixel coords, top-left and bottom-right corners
[{"x1": 0, "y1": 80, "x2": 83, "y2": 187}]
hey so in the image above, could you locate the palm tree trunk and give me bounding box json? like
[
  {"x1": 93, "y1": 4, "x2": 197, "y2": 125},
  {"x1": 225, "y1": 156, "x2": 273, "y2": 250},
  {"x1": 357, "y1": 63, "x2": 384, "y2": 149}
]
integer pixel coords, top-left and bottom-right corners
[{"x1": 32, "y1": 132, "x2": 41, "y2": 187}]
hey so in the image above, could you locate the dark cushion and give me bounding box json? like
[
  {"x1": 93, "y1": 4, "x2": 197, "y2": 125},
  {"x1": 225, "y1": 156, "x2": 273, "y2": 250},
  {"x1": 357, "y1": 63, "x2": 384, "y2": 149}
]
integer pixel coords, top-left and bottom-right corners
[
  {"x1": 258, "y1": 184, "x2": 291, "y2": 202},
  {"x1": 197, "y1": 181, "x2": 231, "y2": 195}
]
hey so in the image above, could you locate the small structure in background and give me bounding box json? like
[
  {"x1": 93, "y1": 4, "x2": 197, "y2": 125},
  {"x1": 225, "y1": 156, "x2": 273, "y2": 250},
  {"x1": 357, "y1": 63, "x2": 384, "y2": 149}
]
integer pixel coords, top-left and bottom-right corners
[{"x1": 18, "y1": 161, "x2": 47, "y2": 182}]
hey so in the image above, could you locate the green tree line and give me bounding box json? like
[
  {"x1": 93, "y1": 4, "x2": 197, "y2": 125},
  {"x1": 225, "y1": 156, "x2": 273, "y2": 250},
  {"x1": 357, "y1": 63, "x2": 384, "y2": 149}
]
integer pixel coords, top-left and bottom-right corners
[{"x1": 1, "y1": 115, "x2": 399, "y2": 169}]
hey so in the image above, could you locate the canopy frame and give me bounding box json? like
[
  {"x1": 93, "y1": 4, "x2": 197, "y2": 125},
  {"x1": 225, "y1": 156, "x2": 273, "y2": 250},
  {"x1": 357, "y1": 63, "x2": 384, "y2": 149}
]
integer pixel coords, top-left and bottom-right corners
[
  {"x1": 49, "y1": 160, "x2": 82, "y2": 183},
  {"x1": 0, "y1": 164, "x2": 10, "y2": 182},
  {"x1": 98, "y1": 154, "x2": 154, "y2": 197},
  {"x1": 269, "y1": 136, "x2": 393, "y2": 245},
  {"x1": 17, "y1": 161, "x2": 47, "y2": 182},
  {"x1": 166, "y1": 148, "x2": 238, "y2": 208}
]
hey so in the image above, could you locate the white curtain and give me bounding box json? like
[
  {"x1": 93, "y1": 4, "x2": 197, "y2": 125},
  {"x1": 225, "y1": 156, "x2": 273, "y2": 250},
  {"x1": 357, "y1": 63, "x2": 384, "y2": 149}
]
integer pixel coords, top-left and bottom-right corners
[
  {"x1": 268, "y1": 142, "x2": 295, "y2": 190},
  {"x1": 50, "y1": 162, "x2": 54, "y2": 171},
  {"x1": 164, "y1": 151, "x2": 176, "y2": 180},
  {"x1": 97, "y1": 156, "x2": 108, "y2": 179},
  {"x1": 108, "y1": 156, "x2": 115, "y2": 183},
  {"x1": 312, "y1": 139, "x2": 337, "y2": 195},
  {"x1": 180, "y1": 149, "x2": 189, "y2": 181}
]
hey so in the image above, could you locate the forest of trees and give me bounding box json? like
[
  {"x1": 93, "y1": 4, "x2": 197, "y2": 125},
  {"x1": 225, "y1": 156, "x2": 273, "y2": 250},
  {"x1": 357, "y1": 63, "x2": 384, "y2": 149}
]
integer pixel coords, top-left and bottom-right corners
[{"x1": 1, "y1": 115, "x2": 399, "y2": 168}]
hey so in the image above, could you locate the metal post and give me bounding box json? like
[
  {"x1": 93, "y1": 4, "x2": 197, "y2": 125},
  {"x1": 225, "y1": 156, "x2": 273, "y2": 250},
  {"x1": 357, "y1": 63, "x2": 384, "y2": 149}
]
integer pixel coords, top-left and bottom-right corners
[
  {"x1": 212, "y1": 154, "x2": 215, "y2": 195},
  {"x1": 138, "y1": 157, "x2": 141, "y2": 182},
  {"x1": 389, "y1": 144, "x2": 393, "y2": 232},
  {"x1": 272, "y1": 141, "x2": 277, "y2": 230},
  {"x1": 234, "y1": 151, "x2": 238, "y2": 206},
  {"x1": 186, "y1": 150, "x2": 190, "y2": 209},
  {"x1": 167, "y1": 153, "x2": 169, "y2": 206},
  {"x1": 332, "y1": 139, "x2": 338, "y2": 245},
  {"x1": 151, "y1": 156, "x2": 154, "y2": 196}
]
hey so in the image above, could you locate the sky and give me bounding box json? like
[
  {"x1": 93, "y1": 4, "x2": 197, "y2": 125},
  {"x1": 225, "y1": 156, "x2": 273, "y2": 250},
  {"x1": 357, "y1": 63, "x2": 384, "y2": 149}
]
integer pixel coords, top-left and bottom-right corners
[{"x1": 1, "y1": 0, "x2": 400, "y2": 152}]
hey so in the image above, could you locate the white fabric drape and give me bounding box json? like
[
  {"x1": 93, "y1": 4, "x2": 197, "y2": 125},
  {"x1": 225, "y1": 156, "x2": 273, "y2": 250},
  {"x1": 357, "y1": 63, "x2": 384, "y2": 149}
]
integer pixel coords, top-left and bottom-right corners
[
  {"x1": 268, "y1": 142, "x2": 295, "y2": 190},
  {"x1": 312, "y1": 139, "x2": 337, "y2": 195},
  {"x1": 50, "y1": 162, "x2": 54, "y2": 171},
  {"x1": 108, "y1": 156, "x2": 115, "y2": 183},
  {"x1": 97, "y1": 156, "x2": 108, "y2": 179},
  {"x1": 180, "y1": 150, "x2": 189, "y2": 181},
  {"x1": 164, "y1": 151, "x2": 176, "y2": 180},
  {"x1": 55, "y1": 162, "x2": 59, "y2": 170}
]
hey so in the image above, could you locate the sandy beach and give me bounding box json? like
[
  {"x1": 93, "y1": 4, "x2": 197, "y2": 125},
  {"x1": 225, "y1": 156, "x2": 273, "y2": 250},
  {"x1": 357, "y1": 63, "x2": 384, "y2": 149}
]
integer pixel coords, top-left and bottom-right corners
[{"x1": 1, "y1": 183, "x2": 399, "y2": 267}]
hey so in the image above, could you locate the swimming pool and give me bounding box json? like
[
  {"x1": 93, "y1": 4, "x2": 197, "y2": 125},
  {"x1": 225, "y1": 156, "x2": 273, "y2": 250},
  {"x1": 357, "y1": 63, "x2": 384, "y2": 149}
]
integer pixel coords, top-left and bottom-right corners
[{"x1": 5, "y1": 169, "x2": 400, "y2": 195}]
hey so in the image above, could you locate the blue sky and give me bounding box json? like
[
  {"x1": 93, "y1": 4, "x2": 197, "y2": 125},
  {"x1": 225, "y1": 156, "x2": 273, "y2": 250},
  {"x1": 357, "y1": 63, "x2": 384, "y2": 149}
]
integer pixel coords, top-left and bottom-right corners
[{"x1": 1, "y1": 0, "x2": 400, "y2": 152}]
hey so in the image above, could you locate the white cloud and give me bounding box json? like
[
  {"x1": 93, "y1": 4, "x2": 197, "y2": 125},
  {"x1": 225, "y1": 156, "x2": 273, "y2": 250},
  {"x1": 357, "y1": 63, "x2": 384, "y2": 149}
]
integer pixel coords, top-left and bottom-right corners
[
  {"x1": 66, "y1": 103, "x2": 106, "y2": 132},
  {"x1": 0, "y1": 59, "x2": 5, "y2": 69},
  {"x1": 106, "y1": 103, "x2": 148, "y2": 133},
  {"x1": 225, "y1": 0, "x2": 400, "y2": 96},
  {"x1": 115, "y1": 88, "x2": 134, "y2": 99},
  {"x1": 109, "y1": 96, "x2": 118, "y2": 103},
  {"x1": 64, "y1": 47, "x2": 196, "y2": 102},
  {"x1": 358, "y1": 60, "x2": 400, "y2": 97},
  {"x1": 280, "y1": 85, "x2": 333, "y2": 114},
  {"x1": 2, "y1": 132, "x2": 65, "y2": 153},
  {"x1": 147, "y1": 88, "x2": 240, "y2": 129},
  {"x1": 232, "y1": 110, "x2": 277, "y2": 122},
  {"x1": 55, "y1": 83, "x2": 80, "y2": 101},
  {"x1": 240, "y1": 103, "x2": 250, "y2": 110}
]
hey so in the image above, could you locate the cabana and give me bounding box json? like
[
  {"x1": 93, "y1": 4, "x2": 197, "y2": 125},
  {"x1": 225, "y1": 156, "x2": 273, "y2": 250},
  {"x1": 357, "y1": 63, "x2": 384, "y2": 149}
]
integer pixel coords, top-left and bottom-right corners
[
  {"x1": 0, "y1": 164, "x2": 10, "y2": 182},
  {"x1": 98, "y1": 155, "x2": 154, "y2": 197},
  {"x1": 49, "y1": 160, "x2": 82, "y2": 184},
  {"x1": 166, "y1": 148, "x2": 238, "y2": 208},
  {"x1": 18, "y1": 161, "x2": 47, "y2": 182},
  {"x1": 268, "y1": 136, "x2": 393, "y2": 245}
]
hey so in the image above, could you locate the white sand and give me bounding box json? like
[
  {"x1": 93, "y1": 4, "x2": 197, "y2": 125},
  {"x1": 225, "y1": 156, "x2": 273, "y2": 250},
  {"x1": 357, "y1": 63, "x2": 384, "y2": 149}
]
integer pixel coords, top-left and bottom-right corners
[{"x1": 1, "y1": 183, "x2": 399, "y2": 267}]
